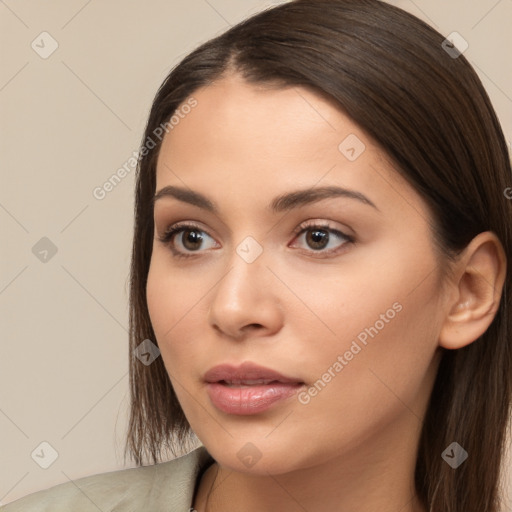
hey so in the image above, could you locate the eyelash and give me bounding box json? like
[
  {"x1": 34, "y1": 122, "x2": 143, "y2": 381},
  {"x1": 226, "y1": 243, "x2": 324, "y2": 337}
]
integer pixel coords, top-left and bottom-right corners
[{"x1": 157, "y1": 221, "x2": 355, "y2": 260}]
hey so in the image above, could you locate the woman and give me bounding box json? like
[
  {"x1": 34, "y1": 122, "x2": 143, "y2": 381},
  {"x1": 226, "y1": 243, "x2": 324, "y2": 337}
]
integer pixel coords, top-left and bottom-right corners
[{"x1": 3, "y1": 0, "x2": 510, "y2": 511}]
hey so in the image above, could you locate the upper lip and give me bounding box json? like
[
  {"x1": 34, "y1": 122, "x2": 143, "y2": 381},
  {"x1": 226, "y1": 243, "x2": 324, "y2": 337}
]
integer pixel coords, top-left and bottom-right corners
[{"x1": 204, "y1": 362, "x2": 303, "y2": 384}]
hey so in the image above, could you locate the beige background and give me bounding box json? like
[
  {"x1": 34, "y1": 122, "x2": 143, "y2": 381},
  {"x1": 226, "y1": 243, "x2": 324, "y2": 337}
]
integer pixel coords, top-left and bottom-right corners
[{"x1": 1, "y1": 0, "x2": 511, "y2": 507}]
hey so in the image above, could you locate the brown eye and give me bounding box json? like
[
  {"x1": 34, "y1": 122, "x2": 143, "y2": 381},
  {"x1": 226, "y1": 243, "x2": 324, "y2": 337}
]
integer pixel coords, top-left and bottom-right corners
[
  {"x1": 180, "y1": 229, "x2": 205, "y2": 251},
  {"x1": 305, "y1": 229, "x2": 330, "y2": 250},
  {"x1": 292, "y1": 222, "x2": 354, "y2": 257},
  {"x1": 158, "y1": 223, "x2": 219, "y2": 258}
]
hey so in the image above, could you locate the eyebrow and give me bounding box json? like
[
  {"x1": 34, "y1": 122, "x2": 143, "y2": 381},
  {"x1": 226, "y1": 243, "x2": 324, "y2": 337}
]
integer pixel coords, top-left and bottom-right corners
[{"x1": 152, "y1": 185, "x2": 379, "y2": 213}]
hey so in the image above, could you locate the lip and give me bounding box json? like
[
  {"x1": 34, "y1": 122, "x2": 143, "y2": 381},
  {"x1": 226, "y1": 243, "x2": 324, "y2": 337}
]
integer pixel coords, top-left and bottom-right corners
[
  {"x1": 204, "y1": 362, "x2": 303, "y2": 384},
  {"x1": 204, "y1": 362, "x2": 304, "y2": 415}
]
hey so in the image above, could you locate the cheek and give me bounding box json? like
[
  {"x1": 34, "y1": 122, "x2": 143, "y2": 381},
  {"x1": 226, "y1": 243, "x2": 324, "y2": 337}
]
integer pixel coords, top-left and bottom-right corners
[
  {"x1": 277, "y1": 284, "x2": 440, "y2": 473},
  {"x1": 288, "y1": 240, "x2": 442, "y2": 411},
  {"x1": 146, "y1": 253, "x2": 213, "y2": 372},
  {"x1": 294, "y1": 264, "x2": 442, "y2": 432}
]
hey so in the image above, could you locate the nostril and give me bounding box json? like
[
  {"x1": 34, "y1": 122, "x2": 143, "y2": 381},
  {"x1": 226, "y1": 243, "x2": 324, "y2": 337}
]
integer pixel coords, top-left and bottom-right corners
[{"x1": 243, "y1": 323, "x2": 264, "y2": 333}]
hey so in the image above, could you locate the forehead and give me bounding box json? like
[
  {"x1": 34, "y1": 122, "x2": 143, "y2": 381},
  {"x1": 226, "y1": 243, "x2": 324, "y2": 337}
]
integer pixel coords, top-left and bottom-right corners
[
  {"x1": 154, "y1": 75, "x2": 427, "y2": 221},
  {"x1": 158, "y1": 75, "x2": 360, "y2": 166}
]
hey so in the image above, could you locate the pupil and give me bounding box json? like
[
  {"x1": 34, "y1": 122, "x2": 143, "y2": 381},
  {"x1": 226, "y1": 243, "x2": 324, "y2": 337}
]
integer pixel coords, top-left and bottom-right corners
[
  {"x1": 183, "y1": 229, "x2": 203, "y2": 250},
  {"x1": 307, "y1": 229, "x2": 328, "y2": 250}
]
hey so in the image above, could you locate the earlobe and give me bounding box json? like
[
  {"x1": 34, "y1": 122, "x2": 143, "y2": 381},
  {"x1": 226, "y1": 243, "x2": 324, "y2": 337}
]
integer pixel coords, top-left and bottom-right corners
[{"x1": 439, "y1": 231, "x2": 507, "y2": 350}]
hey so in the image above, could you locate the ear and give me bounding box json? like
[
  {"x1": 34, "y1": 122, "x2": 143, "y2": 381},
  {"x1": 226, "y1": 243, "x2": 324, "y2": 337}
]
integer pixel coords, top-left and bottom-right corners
[{"x1": 439, "y1": 231, "x2": 507, "y2": 350}]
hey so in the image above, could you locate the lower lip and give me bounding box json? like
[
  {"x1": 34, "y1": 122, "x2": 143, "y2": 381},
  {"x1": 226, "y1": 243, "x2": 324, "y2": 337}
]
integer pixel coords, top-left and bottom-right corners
[{"x1": 206, "y1": 382, "x2": 303, "y2": 415}]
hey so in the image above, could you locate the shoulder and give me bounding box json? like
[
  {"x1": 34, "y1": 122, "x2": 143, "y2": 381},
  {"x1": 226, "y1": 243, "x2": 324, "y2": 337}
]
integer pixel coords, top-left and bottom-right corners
[{"x1": 1, "y1": 446, "x2": 214, "y2": 512}]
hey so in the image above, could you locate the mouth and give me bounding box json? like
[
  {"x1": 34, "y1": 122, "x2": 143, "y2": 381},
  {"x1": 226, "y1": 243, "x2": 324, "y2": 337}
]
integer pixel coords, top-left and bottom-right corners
[
  {"x1": 218, "y1": 379, "x2": 298, "y2": 387},
  {"x1": 204, "y1": 362, "x2": 304, "y2": 385},
  {"x1": 204, "y1": 362, "x2": 305, "y2": 415}
]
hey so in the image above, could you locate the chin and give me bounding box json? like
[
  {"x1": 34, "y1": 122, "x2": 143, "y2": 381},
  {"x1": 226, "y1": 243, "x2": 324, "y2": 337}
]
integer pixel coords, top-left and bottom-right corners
[{"x1": 203, "y1": 438, "x2": 320, "y2": 476}]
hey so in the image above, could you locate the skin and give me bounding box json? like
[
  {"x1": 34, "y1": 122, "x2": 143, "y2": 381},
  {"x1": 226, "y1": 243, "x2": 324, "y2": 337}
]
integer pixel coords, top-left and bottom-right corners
[{"x1": 146, "y1": 74, "x2": 506, "y2": 512}]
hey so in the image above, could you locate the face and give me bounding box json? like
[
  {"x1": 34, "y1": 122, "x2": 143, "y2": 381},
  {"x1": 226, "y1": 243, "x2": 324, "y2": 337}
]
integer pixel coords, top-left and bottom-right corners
[{"x1": 146, "y1": 74, "x2": 446, "y2": 475}]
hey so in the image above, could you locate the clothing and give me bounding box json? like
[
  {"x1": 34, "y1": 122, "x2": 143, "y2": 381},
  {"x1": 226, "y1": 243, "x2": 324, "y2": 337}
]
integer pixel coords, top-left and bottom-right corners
[{"x1": 1, "y1": 446, "x2": 214, "y2": 512}]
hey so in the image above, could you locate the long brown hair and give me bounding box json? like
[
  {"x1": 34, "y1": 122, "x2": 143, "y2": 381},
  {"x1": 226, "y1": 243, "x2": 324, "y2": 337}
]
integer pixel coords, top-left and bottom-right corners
[{"x1": 125, "y1": 1, "x2": 512, "y2": 510}]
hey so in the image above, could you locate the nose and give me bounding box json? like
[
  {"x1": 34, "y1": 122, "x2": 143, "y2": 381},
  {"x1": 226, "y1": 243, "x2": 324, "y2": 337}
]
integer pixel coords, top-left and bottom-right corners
[{"x1": 207, "y1": 249, "x2": 284, "y2": 341}]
